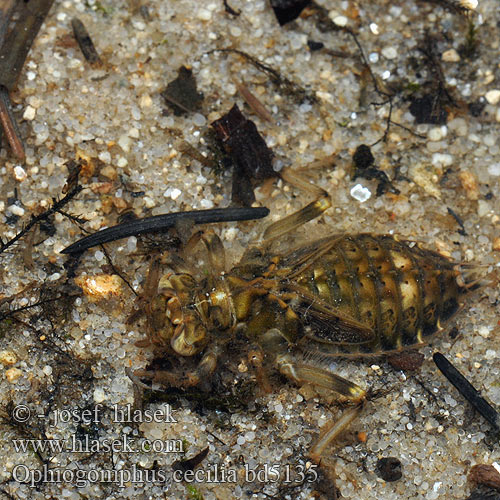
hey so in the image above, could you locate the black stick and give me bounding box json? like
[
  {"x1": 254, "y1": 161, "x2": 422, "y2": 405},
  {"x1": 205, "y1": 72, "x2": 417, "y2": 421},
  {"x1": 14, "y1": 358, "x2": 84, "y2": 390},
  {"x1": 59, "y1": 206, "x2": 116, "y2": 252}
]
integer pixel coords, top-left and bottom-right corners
[
  {"x1": 61, "y1": 206, "x2": 270, "y2": 254},
  {"x1": 433, "y1": 352, "x2": 499, "y2": 430}
]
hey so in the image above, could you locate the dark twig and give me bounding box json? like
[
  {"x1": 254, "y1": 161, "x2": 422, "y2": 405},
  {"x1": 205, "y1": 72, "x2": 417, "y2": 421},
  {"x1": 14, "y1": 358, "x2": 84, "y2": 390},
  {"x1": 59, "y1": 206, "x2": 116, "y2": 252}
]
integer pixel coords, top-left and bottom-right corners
[
  {"x1": 62, "y1": 206, "x2": 270, "y2": 254},
  {"x1": 447, "y1": 207, "x2": 467, "y2": 236},
  {"x1": 433, "y1": 352, "x2": 499, "y2": 430},
  {"x1": 0, "y1": 0, "x2": 55, "y2": 91},
  {"x1": 0, "y1": 0, "x2": 17, "y2": 48},
  {"x1": 71, "y1": 18, "x2": 101, "y2": 64},
  {"x1": 223, "y1": 0, "x2": 240, "y2": 16},
  {"x1": 208, "y1": 48, "x2": 315, "y2": 102},
  {"x1": 0, "y1": 0, "x2": 55, "y2": 158},
  {"x1": 0, "y1": 85, "x2": 25, "y2": 159},
  {"x1": 0, "y1": 184, "x2": 83, "y2": 255}
]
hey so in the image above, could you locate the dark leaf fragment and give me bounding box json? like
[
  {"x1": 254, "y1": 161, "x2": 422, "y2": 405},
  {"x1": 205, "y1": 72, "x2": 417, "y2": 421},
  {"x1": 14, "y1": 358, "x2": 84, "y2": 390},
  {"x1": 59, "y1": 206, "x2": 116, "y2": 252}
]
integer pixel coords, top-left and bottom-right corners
[
  {"x1": 409, "y1": 94, "x2": 448, "y2": 125},
  {"x1": 351, "y1": 144, "x2": 399, "y2": 197},
  {"x1": 211, "y1": 104, "x2": 275, "y2": 206},
  {"x1": 376, "y1": 457, "x2": 402, "y2": 482},
  {"x1": 269, "y1": 0, "x2": 311, "y2": 26},
  {"x1": 307, "y1": 40, "x2": 324, "y2": 51},
  {"x1": 172, "y1": 447, "x2": 209, "y2": 473},
  {"x1": 161, "y1": 66, "x2": 203, "y2": 116},
  {"x1": 71, "y1": 18, "x2": 101, "y2": 64}
]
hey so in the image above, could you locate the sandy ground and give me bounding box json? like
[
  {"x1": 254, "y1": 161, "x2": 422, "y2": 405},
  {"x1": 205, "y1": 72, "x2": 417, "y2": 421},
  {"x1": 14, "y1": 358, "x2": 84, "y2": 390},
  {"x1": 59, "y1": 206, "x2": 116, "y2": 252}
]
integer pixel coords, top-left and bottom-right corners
[{"x1": 0, "y1": 1, "x2": 499, "y2": 499}]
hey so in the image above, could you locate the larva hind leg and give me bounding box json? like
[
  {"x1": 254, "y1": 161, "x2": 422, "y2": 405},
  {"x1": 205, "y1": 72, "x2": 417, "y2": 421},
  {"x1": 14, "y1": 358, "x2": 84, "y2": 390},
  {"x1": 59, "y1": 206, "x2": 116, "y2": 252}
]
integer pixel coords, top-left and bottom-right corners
[{"x1": 260, "y1": 328, "x2": 366, "y2": 461}]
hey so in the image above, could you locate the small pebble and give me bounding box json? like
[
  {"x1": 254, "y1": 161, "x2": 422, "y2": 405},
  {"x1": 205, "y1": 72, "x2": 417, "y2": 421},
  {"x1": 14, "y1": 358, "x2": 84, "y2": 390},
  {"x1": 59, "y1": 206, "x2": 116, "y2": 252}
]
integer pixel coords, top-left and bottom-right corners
[
  {"x1": 14, "y1": 166, "x2": 27, "y2": 181},
  {"x1": 170, "y1": 188, "x2": 182, "y2": 200},
  {"x1": 442, "y1": 49, "x2": 460, "y2": 62},
  {"x1": 458, "y1": 171, "x2": 480, "y2": 200},
  {"x1": 23, "y1": 105, "x2": 36, "y2": 120},
  {"x1": 487, "y1": 163, "x2": 500, "y2": 176},
  {"x1": 197, "y1": 8, "x2": 212, "y2": 20},
  {"x1": 350, "y1": 183, "x2": 372, "y2": 202},
  {"x1": 0, "y1": 351, "x2": 17, "y2": 366},
  {"x1": 5, "y1": 367, "x2": 23, "y2": 383},
  {"x1": 485, "y1": 90, "x2": 500, "y2": 105},
  {"x1": 382, "y1": 46, "x2": 398, "y2": 59},
  {"x1": 428, "y1": 126, "x2": 446, "y2": 141},
  {"x1": 332, "y1": 15, "x2": 348, "y2": 27},
  {"x1": 9, "y1": 204, "x2": 25, "y2": 216}
]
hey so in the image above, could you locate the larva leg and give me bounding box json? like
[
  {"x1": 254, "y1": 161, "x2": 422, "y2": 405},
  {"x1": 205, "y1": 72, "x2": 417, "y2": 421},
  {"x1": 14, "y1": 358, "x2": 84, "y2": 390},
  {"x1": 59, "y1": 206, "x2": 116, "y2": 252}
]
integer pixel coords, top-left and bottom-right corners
[{"x1": 262, "y1": 167, "x2": 331, "y2": 241}]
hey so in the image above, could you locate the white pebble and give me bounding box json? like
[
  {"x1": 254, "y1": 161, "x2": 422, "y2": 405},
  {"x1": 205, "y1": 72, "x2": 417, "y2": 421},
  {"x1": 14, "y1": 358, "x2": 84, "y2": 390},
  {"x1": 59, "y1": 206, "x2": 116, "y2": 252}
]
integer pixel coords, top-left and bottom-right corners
[
  {"x1": 369, "y1": 23, "x2": 379, "y2": 35},
  {"x1": 94, "y1": 388, "x2": 106, "y2": 403},
  {"x1": 139, "y1": 94, "x2": 152, "y2": 108},
  {"x1": 369, "y1": 52, "x2": 379, "y2": 63},
  {"x1": 127, "y1": 236, "x2": 137, "y2": 252},
  {"x1": 197, "y1": 8, "x2": 212, "y2": 20},
  {"x1": 118, "y1": 135, "x2": 131, "y2": 153},
  {"x1": 332, "y1": 15, "x2": 348, "y2": 27},
  {"x1": 382, "y1": 46, "x2": 398, "y2": 59},
  {"x1": 23, "y1": 105, "x2": 36, "y2": 121},
  {"x1": 170, "y1": 188, "x2": 182, "y2": 200},
  {"x1": 442, "y1": 49, "x2": 460, "y2": 62},
  {"x1": 477, "y1": 326, "x2": 490, "y2": 338},
  {"x1": 477, "y1": 200, "x2": 491, "y2": 217},
  {"x1": 26, "y1": 71, "x2": 36, "y2": 81},
  {"x1": 117, "y1": 157, "x2": 128, "y2": 168},
  {"x1": 230, "y1": 26, "x2": 241, "y2": 37},
  {"x1": 43, "y1": 365, "x2": 53, "y2": 376},
  {"x1": 485, "y1": 89, "x2": 500, "y2": 105},
  {"x1": 431, "y1": 153, "x2": 453, "y2": 167},
  {"x1": 127, "y1": 127, "x2": 139, "y2": 138},
  {"x1": 487, "y1": 163, "x2": 500, "y2": 176},
  {"x1": 14, "y1": 166, "x2": 27, "y2": 181},
  {"x1": 485, "y1": 349, "x2": 496, "y2": 360},
  {"x1": 428, "y1": 126, "x2": 446, "y2": 141},
  {"x1": 461, "y1": 0, "x2": 478, "y2": 8},
  {"x1": 192, "y1": 113, "x2": 206, "y2": 127},
  {"x1": 350, "y1": 183, "x2": 372, "y2": 202},
  {"x1": 448, "y1": 117, "x2": 468, "y2": 136},
  {"x1": 98, "y1": 151, "x2": 111, "y2": 163},
  {"x1": 200, "y1": 199, "x2": 214, "y2": 209},
  {"x1": 9, "y1": 204, "x2": 25, "y2": 216}
]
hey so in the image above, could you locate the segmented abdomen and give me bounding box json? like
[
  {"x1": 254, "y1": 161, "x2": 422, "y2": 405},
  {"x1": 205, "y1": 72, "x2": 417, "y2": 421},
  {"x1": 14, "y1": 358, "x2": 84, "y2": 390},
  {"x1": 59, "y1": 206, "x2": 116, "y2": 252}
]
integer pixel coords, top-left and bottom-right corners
[{"x1": 291, "y1": 234, "x2": 466, "y2": 353}]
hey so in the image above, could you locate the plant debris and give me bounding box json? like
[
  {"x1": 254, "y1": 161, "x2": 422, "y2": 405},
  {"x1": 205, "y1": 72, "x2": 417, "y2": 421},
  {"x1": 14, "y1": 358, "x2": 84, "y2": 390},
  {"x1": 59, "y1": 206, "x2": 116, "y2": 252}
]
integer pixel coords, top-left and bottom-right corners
[
  {"x1": 352, "y1": 144, "x2": 400, "y2": 196},
  {"x1": 172, "y1": 447, "x2": 209, "y2": 473},
  {"x1": 469, "y1": 465, "x2": 500, "y2": 491},
  {"x1": 376, "y1": 457, "x2": 403, "y2": 482},
  {"x1": 161, "y1": 66, "x2": 204, "y2": 115},
  {"x1": 269, "y1": 0, "x2": 311, "y2": 26},
  {"x1": 211, "y1": 104, "x2": 276, "y2": 206},
  {"x1": 61, "y1": 206, "x2": 270, "y2": 254},
  {"x1": 409, "y1": 93, "x2": 448, "y2": 125},
  {"x1": 71, "y1": 17, "x2": 102, "y2": 64},
  {"x1": 433, "y1": 352, "x2": 499, "y2": 430}
]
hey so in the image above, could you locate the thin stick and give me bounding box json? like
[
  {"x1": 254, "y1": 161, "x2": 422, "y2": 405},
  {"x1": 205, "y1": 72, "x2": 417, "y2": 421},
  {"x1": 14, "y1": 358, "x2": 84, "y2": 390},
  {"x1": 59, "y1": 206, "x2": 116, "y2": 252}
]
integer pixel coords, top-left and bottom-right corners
[
  {"x1": 0, "y1": 85, "x2": 25, "y2": 159},
  {"x1": 0, "y1": 0, "x2": 55, "y2": 90},
  {"x1": 61, "y1": 206, "x2": 270, "y2": 254}
]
